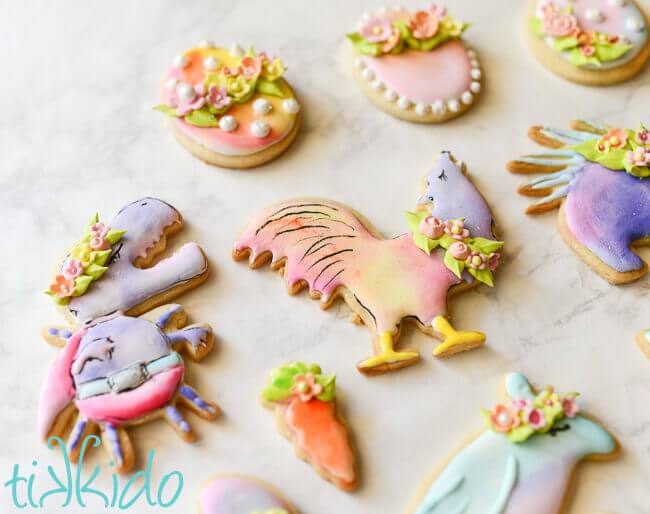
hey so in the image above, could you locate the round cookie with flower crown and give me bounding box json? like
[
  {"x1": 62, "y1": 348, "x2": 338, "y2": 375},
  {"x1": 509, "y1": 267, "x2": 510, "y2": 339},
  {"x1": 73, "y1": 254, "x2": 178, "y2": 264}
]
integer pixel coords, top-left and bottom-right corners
[
  {"x1": 525, "y1": 0, "x2": 650, "y2": 85},
  {"x1": 346, "y1": 5, "x2": 482, "y2": 123},
  {"x1": 154, "y1": 42, "x2": 301, "y2": 169}
]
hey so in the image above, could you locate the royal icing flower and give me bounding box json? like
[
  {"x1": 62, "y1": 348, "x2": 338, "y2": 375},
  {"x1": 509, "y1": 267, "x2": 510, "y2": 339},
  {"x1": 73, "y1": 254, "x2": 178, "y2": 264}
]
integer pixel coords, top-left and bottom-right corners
[
  {"x1": 262, "y1": 58, "x2": 284, "y2": 80},
  {"x1": 407, "y1": 11, "x2": 439, "y2": 40},
  {"x1": 595, "y1": 139, "x2": 611, "y2": 153},
  {"x1": 383, "y1": 28, "x2": 401, "y2": 53},
  {"x1": 511, "y1": 397, "x2": 531, "y2": 412},
  {"x1": 226, "y1": 75, "x2": 252, "y2": 101},
  {"x1": 580, "y1": 45, "x2": 595, "y2": 57},
  {"x1": 562, "y1": 396, "x2": 579, "y2": 418},
  {"x1": 290, "y1": 373, "x2": 323, "y2": 402},
  {"x1": 89, "y1": 236, "x2": 110, "y2": 251},
  {"x1": 576, "y1": 30, "x2": 594, "y2": 46},
  {"x1": 61, "y1": 259, "x2": 83, "y2": 279},
  {"x1": 636, "y1": 128, "x2": 649, "y2": 145},
  {"x1": 601, "y1": 128, "x2": 628, "y2": 149},
  {"x1": 449, "y1": 242, "x2": 471, "y2": 260},
  {"x1": 542, "y1": 11, "x2": 578, "y2": 37},
  {"x1": 427, "y1": 4, "x2": 447, "y2": 18},
  {"x1": 540, "y1": 1, "x2": 555, "y2": 14},
  {"x1": 626, "y1": 148, "x2": 650, "y2": 166},
  {"x1": 360, "y1": 16, "x2": 393, "y2": 43},
  {"x1": 444, "y1": 219, "x2": 470, "y2": 240},
  {"x1": 419, "y1": 216, "x2": 444, "y2": 239},
  {"x1": 176, "y1": 83, "x2": 207, "y2": 116},
  {"x1": 607, "y1": 34, "x2": 620, "y2": 44},
  {"x1": 466, "y1": 250, "x2": 487, "y2": 270},
  {"x1": 523, "y1": 407, "x2": 547, "y2": 429},
  {"x1": 207, "y1": 85, "x2": 232, "y2": 110},
  {"x1": 440, "y1": 15, "x2": 464, "y2": 37},
  {"x1": 49, "y1": 274, "x2": 76, "y2": 299},
  {"x1": 89, "y1": 222, "x2": 109, "y2": 239},
  {"x1": 489, "y1": 404, "x2": 521, "y2": 433},
  {"x1": 487, "y1": 252, "x2": 500, "y2": 271},
  {"x1": 239, "y1": 56, "x2": 262, "y2": 80},
  {"x1": 71, "y1": 243, "x2": 93, "y2": 266}
]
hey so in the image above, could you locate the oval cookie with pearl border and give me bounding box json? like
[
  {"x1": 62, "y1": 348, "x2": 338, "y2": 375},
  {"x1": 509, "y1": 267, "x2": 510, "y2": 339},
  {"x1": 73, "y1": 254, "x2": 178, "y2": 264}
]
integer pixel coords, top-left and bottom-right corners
[
  {"x1": 347, "y1": 6, "x2": 482, "y2": 123},
  {"x1": 155, "y1": 42, "x2": 301, "y2": 169},
  {"x1": 525, "y1": 0, "x2": 650, "y2": 86}
]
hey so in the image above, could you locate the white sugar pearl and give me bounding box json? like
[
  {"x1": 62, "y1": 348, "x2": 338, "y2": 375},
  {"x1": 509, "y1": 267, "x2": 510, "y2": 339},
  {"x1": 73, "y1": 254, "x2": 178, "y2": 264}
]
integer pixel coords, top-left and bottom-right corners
[
  {"x1": 253, "y1": 98, "x2": 272, "y2": 115},
  {"x1": 466, "y1": 49, "x2": 477, "y2": 59},
  {"x1": 199, "y1": 40, "x2": 216, "y2": 49},
  {"x1": 282, "y1": 98, "x2": 301, "y2": 114},
  {"x1": 361, "y1": 68, "x2": 375, "y2": 81},
  {"x1": 470, "y1": 59, "x2": 480, "y2": 69},
  {"x1": 471, "y1": 69, "x2": 482, "y2": 80},
  {"x1": 230, "y1": 43, "x2": 245, "y2": 58},
  {"x1": 461, "y1": 91, "x2": 473, "y2": 105},
  {"x1": 397, "y1": 96, "x2": 411, "y2": 109},
  {"x1": 371, "y1": 80, "x2": 384, "y2": 90},
  {"x1": 251, "y1": 119, "x2": 270, "y2": 138},
  {"x1": 431, "y1": 100, "x2": 446, "y2": 115},
  {"x1": 610, "y1": 0, "x2": 626, "y2": 6},
  {"x1": 470, "y1": 81, "x2": 481, "y2": 93},
  {"x1": 448, "y1": 99, "x2": 461, "y2": 112},
  {"x1": 497, "y1": 413, "x2": 511, "y2": 425},
  {"x1": 585, "y1": 8, "x2": 604, "y2": 22},
  {"x1": 219, "y1": 115, "x2": 237, "y2": 132},
  {"x1": 173, "y1": 55, "x2": 189, "y2": 68},
  {"x1": 355, "y1": 57, "x2": 366, "y2": 69},
  {"x1": 415, "y1": 103, "x2": 429, "y2": 116},
  {"x1": 626, "y1": 17, "x2": 644, "y2": 31},
  {"x1": 178, "y1": 83, "x2": 196, "y2": 102},
  {"x1": 203, "y1": 55, "x2": 221, "y2": 71},
  {"x1": 384, "y1": 89, "x2": 397, "y2": 101},
  {"x1": 165, "y1": 78, "x2": 180, "y2": 91}
]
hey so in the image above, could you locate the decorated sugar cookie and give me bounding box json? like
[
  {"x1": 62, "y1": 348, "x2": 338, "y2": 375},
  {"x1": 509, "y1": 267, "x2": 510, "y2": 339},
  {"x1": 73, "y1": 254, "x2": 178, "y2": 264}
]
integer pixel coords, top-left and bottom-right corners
[
  {"x1": 233, "y1": 152, "x2": 503, "y2": 374},
  {"x1": 636, "y1": 329, "x2": 650, "y2": 357},
  {"x1": 526, "y1": 0, "x2": 650, "y2": 85},
  {"x1": 38, "y1": 304, "x2": 219, "y2": 473},
  {"x1": 508, "y1": 120, "x2": 650, "y2": 284},
  {"x1": 154, "y1": 42, "x2": 301, "y2": 169},
  {"x1": 408, "y1": 372, "x2": 619, "y2": 514},
  {"x1": 46, "y1": 197, "x2": 209, "y2": 325},
  {"x1": 198, "y1": 474, "x2": 297, "y2": 514},
  {"x1": 260, "y1": 362, "x2": 357, "y2": 491},
  {"x1": 346, "y1": 5, "x2": 482, "y2": 122}
]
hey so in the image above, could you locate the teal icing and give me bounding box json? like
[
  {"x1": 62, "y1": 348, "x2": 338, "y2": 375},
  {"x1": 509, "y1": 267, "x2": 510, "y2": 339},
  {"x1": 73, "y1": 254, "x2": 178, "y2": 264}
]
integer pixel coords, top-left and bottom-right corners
[
  {"x1": 414, "y1": 473, "x2": 465, "y2": 513},
  {"x1": 645, "y1": 330, "x2": 650, "y2": 341},
  {"x1": 486, "y1": 455, "x2": 518, "y2": 514},
  {"x1": 540, "y1": 127, "x2": 600, "y2": 144}
]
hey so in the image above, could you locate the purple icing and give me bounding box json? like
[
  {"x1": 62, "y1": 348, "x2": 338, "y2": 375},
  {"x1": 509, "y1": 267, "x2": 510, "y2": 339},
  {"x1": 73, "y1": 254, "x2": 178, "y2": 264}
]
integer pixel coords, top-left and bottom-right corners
[
  {"x1": 167, "y1": 327, "x2": 210, "y2": 348},
  {"x1": 68, "y1": 419, "x2": 87, "y2": 451},
  {"x1": 105, "y1": 424, "x2": 123, "y2": 466},
  {"x1": 166, "y1": 405, "x2": 190, "y2": 432},
  {"x1": 156, "y1": 304, "x2": 183, "y2": 328},
  {"x1": 565, "y1": 163, "x2": 650, "y2": 272},
  {"x1": 179, "y1": 385, "x2": 214, "y2": 412},
  {"x1": 60, "y1": 330, "x2": 72, "y2": 339},
  {"x1": 48, "y1": 327, "x2": 58, "y2": 335}
]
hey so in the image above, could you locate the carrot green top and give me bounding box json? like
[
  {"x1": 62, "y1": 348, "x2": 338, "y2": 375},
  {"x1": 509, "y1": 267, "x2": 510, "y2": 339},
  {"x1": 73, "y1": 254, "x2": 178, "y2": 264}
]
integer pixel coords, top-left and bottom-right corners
[{"x1": 262, "y1": 362, "x2": 336, "y2": 403}]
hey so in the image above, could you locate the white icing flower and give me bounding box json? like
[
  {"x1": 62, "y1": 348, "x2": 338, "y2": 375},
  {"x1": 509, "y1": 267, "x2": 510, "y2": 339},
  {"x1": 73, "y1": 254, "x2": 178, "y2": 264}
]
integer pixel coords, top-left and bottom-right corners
[
  {"x1": 397, "y1": 96, "x2": 411, "y2": 109},
  {"x1": 173, "y1": 55, "x2": 190, "y2": 68},
  {"x1": 253, "y1": 98, "x2": 273, "y2": 115},
  {"x1": 384, "y1": 89, "x2": 397, "y2": 101},
  {"x1": 219, "y1": 115, "x2": 237, "y2": 132},
  {"x1": 204, "y1": 55, "x2": 221, "y2": 71},
  {"x1": 282, "y1": 98, "x2": 300, "y2": 114},
  {"x1": 230, "y1": 43, "x2": 245, "y2": 58},
  {"x1": 415, "y1": 103, "x2": 429, "y2": 116}
]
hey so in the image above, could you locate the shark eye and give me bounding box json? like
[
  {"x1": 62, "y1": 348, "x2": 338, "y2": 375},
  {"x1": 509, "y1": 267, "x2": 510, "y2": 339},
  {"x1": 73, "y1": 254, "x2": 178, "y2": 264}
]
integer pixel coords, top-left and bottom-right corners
[
  {"x1": 438, "y1": 169, "x2": 447, "y2": 181},
  {"x1": 428, "y1": 196, "x2": 434, "y2": 201}
]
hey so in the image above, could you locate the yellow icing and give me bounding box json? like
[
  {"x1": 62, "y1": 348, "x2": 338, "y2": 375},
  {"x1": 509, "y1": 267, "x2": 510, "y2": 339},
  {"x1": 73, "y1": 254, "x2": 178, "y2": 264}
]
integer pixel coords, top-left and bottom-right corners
[
  {"x1": 358, "y1": 331, "x2": 419, "y2": 368},
  {"x1": 432, "y1": 316, "x2": 485, "y2": 354}
]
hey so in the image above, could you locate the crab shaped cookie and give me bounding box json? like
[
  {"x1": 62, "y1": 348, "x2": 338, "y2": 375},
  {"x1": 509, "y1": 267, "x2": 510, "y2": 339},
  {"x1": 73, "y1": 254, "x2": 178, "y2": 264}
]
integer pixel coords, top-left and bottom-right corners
[{"x1": 38, "y1": 304, "x2": 219, "y2": 473}]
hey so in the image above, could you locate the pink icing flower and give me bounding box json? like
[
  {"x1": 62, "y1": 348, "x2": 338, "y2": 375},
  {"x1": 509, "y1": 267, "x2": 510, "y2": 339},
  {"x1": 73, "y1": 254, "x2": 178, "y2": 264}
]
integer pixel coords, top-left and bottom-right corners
[
  {"x1": 89, "y1": 222, "x2": 109, "y2": 238},
  {"x1": 466, "y1": 251, "x2": 487, "y2": 270},
  {"x1": 636, "y1": 128, "x2": 649, "y2": 144},
  {"x1": 50, "y1": 274, "x2": 76, "y2": 299},
  {"x1": 360, "y1": 17, "x2": 393, "y2": 43},
  {"x1": 290, "y1": 373, "x2": 323, "y2": 402},
  {"x1": 382, "y1": 28, "x2": 402, "y2": 53},
  {"x1": 407, "y1": 11, "x2": 439, "y2": 40},
  {"x1": 602, "y1": 128, "x2": 628, "y2": 149},
  {"x1": 524, "y1": 407, "x2": 547, "y2": 429},
  {"x1": 576, "y1": 30, "x2": 594, "y2": 46},
  {"x1": 626, "y1": 149, "x2": 650, "y2": 166},
  {"x1": 427, "y1": 4, "x2": 447, "y2": 18},
  {"x1": 239, "y1": 56, "x2": 262, "y2": 80},
  {"x1": 511, "y1": 397, "x2": 531, "y2": 412},
  {"x1": 62, "y1": 259, "x2": 83, "y2": 279},
  {"x1": 542, "y1": 11, "x2": 578, "y2": 37},
  {"x1": 540, "y1": 1, "x2": 555, "y2": 14},
  {"x1": 487, "y1": 252, "x2": 500, "y2": 271},
  {"x1": 89, "y1": 236, "x2": 110, "y2": 251},
  {"x1": 489, "y1": 404, "x2": 521, "y2": 433},
  {"x1": 580, "y1": 45, "x2": 595, "y2": 57},
  {"x1": 419, "y1": 216, "x2": 444, "y2": 239},
  {"x1": 176, "y1": 83, "x2": 206, "y2": 116},
  {"x1": 449, "y1": 242, "x2": 471, "y2": 260},
  {"x1": 444, "y1": 220, "x2": 470, "y2": 240},
  {"x1": 562, "y1": 396, "x2": 579, "y2": 418},
  {"x1": 608, "y1": 34, "x2": 620, "y2": 44},
  {"x1": 207, "y1": 85, "x2": 232, "y2": 110}
]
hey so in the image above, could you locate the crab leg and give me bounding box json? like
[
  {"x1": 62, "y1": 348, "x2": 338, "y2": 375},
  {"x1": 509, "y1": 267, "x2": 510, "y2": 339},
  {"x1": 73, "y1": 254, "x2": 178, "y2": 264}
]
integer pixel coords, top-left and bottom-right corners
[{"x1": 178, "y1": 385, "x2": 220, "y2": 418}]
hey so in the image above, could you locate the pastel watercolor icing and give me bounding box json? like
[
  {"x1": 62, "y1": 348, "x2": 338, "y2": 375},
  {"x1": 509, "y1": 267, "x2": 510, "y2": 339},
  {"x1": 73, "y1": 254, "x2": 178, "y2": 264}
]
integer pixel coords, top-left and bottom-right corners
[
  {"x1": 413, "y1": 372, "x2": 617, "y2": 514},
  {"x1": 65, "y1": 198, "x2": 208, "y2": 324},
  {"x1": 531, "y1": 0, "x2": 648, "y2": 69},
  {"x1": 198, "y1": 476, "x2": 292, "y2": 514},
  {"x1": 157, "y1": 45, "x2": 299, "y2": 156}
]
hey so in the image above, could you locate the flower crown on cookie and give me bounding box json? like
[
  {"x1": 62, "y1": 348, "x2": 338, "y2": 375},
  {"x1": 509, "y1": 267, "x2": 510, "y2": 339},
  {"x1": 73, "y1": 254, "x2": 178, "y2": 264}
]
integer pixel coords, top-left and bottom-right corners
[
  {"x1": 154, "y1": 44, "x2": 297, "y2": 130},
  {"x1": 481, "y1": 387, "x2": 580, "y2": 443},
  {"x1": 570, "y1": 122, "x2": 650, "y2": 178},
  {"x1": 347, "y1": 4, "x2": 469, "y2": 57},
  {"x1": 262, "y1": 362, "x2": 336, "y2": 404},
  {"x1": 45, "y1": 214, "x2": 125, "y2": 305},
  {"x1": 528, "y1": 2, "x2": 634, "y2": 67},
  {"x1": 405, "y1": 211, "x2": 503, "y2": 287}
]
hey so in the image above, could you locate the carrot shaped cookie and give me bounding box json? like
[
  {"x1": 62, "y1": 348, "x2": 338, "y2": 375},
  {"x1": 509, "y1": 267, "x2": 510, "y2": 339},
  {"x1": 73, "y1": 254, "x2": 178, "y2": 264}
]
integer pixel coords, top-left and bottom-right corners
[
  {"x1": 636, "y1": 329, "x2": 650, "y2": 358},
  {"x1": 408, "y1": 372, "x2": 619, "y2": 514},
  {"x1": 260, "y1": 362, "x2": 357, "y2": 491}
]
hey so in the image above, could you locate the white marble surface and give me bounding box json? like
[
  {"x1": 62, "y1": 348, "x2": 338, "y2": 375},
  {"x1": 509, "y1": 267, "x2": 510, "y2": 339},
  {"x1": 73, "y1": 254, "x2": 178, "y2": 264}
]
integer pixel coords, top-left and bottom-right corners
[{"x1": 1, "y1": 0, "x2": 649, "y2": 512}]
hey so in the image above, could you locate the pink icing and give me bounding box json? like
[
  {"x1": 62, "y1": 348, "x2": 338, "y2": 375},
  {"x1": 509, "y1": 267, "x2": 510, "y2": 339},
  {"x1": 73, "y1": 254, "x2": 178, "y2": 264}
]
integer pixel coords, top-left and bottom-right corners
[
  {"x1": 546, "y1": 0, "x2": 623, "y2": 34},
  {"x1": 199, "y1": 476, "x2": 290, "y2": 513},
  {"x1": 363, "y1": 40, "x2": 472, "y2": 103}
]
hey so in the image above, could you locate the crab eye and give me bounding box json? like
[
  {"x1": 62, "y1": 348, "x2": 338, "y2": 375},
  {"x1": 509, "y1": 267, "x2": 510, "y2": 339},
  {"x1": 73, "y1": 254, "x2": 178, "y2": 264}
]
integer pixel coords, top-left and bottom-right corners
[{"x1": 428, "y1": 196, "x2": 434, "y2": 201}]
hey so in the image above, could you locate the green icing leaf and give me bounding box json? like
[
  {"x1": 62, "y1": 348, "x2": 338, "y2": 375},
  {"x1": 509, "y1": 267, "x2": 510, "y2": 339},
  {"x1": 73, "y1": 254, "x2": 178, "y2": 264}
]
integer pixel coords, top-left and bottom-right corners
[
  {"x1": 526, "y1": 18, "x2": 544, "y2": 38},
  {"x1": 346, "y1": 33, "x2": 384, "y2": 57},
  {"x1": 256, "y1": 77, "x2": 284, "y2": 97},
  {"x1": 444, "y1": 251, "x2": 464, "y2": 279},
  {"x1": 468, "y1": 267, "x2": 494, "y2": 287},
  {"x1": 44, "y1": 290, "x2": 70, "y2": 305},
  {"x1": 552, "y1": 36, "x2": 579, "y2": 52},
  {"x1": 246, "y1": 45, "x2": 255, "y2": 57},
  {"x1": 437, "y1": 233, "x2": 456, "y2": 249},
  {"x1": 315, "y1": 374, "x2": 336, "y2": 402},
  {"x1": 184, "y1": 107, "x2": 219, "y2": 127},
  {"x1": 506, "y1": 423, "x2": 535, "y2": 443},
  {"x1": 596, "y1": 149, "x2": 627, "y2": 170},
  {"x1": 596, "y1": 42, "x2": 633, "y2": 63},
  {"x1": 153, "y1": 104, "x2": 178, "y2": 117},
  {"x1": 568, "y1": 47, "x2": 601, "y2": 67},
  {"x1": 419, "y1": 32, "x2": 449, "y2": 52},
  {"x1": 470, "y1": 238, "x2": 503, "y2": 254},
  {"x1": 262, "y1": 362, "x2": 335, "y2": 403},
  {"x1": 404, "y1": 211, "x2": 428, "y2": 233},
  {"x1": 262, "y1": 384, "x2": 293, "y2": 403},
  {"x1": 93, "y1": 250, "x2": 112, "y2": 267},
  {"x1": 105, "y1": 229, "x2": 126, "y2": 245},
  {"x1": 570, "y1": 139, "x2": 600, "y2": 162},
  {"x1": 627, "y1": 165, "x2": 650, "y2": 178},
  {"x1": 84, "y1": 263, "x2": 108, "y2": 280},
  {"x1": 72, "y1": 275, "x2": 93, "y2": 297}
]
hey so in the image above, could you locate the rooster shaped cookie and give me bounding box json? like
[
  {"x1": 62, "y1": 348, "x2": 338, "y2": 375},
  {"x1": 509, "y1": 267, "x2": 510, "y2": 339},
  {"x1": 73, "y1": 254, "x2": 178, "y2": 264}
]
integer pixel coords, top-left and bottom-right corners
[
  {"x1": 508, "y1": 120, "x2": 650, "y2": 284},
  {"x1": 233, "y1": 152, "x2": 503, "y2": 374}
]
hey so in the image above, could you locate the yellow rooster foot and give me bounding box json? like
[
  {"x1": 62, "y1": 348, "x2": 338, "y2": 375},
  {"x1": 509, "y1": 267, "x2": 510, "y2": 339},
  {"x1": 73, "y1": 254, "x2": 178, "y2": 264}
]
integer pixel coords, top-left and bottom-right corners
[
  {"x1": 432, "y1": 316, "x2": 486, "y2": 357},
  {"x1": 357, "y1": 331, "x2": 420, "y2": 375}
]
